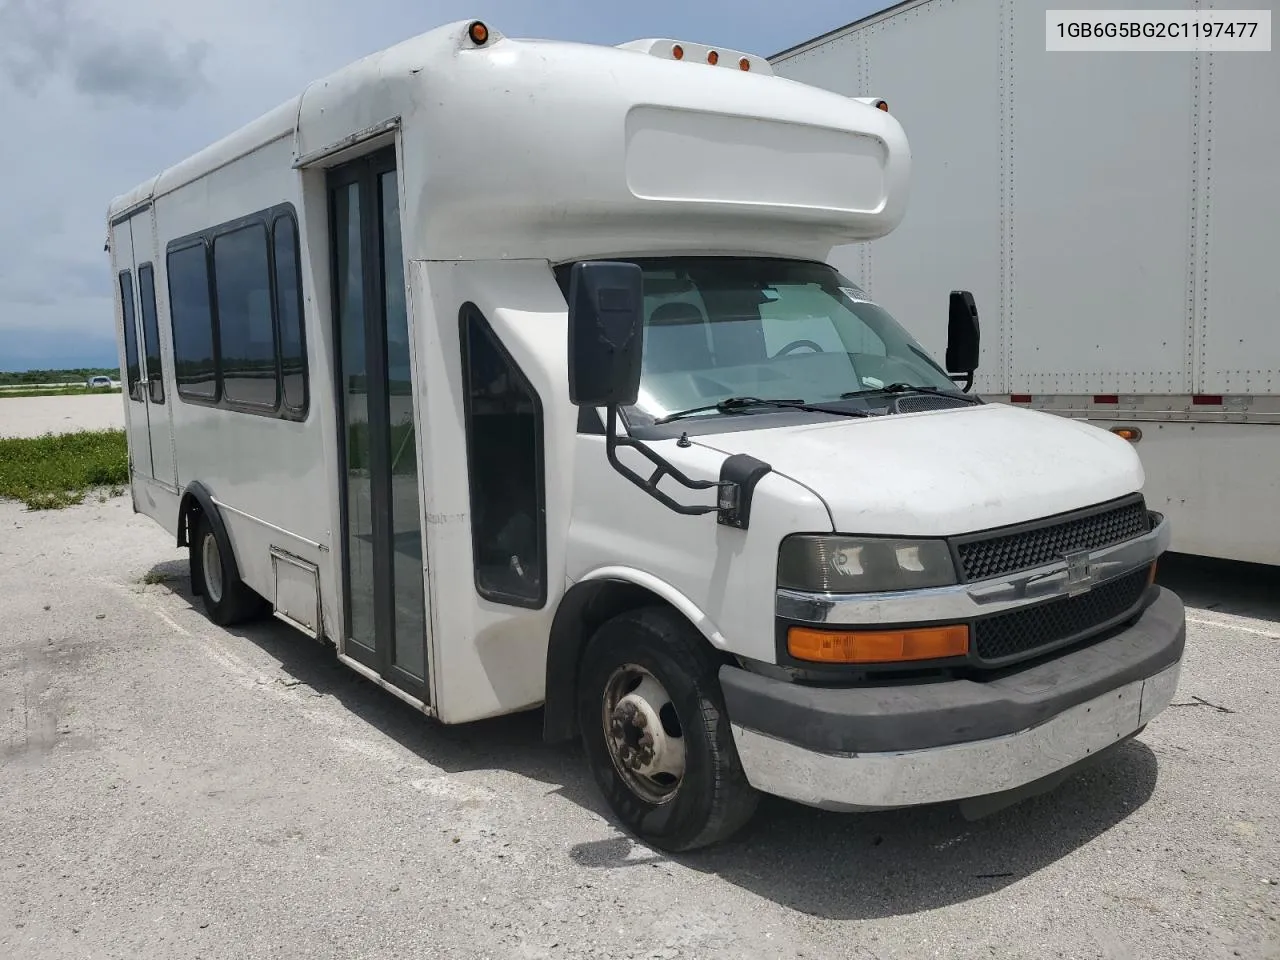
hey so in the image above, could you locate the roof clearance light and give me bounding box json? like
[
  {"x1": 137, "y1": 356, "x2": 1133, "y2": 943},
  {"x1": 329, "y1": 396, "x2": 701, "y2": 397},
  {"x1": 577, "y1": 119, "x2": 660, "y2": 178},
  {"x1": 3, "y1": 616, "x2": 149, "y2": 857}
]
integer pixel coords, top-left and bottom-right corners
[
  {"x1": 739, "y1": 57, "x2": 751, "y2": 71},
  {"x1": 468, "y1": 21, "x2": 489, "y2": 45},
  {"x1": 876, "y1": 99, "x2": 889, "y2": 111},
  {"x1": 672, "y1": 43, "x2": 684, "y2": 60},
  {"x1": 707, "y1": 50, "x2": 719, "y2": 65}
]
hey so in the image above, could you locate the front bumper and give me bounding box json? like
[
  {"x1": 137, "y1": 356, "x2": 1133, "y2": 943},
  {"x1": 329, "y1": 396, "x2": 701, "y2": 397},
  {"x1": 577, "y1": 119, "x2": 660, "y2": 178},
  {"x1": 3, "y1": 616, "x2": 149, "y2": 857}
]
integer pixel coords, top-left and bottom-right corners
[{"x1": 722, "y1": 587, "x2": 1185, "y2": 811}]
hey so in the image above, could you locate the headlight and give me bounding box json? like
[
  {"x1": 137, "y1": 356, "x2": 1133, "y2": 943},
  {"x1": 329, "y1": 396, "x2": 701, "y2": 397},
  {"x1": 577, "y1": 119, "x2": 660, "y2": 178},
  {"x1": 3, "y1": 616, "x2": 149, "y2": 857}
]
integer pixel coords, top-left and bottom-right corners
[{"x1": 777, "y1": 535, "x2": 957, "y2": 593}]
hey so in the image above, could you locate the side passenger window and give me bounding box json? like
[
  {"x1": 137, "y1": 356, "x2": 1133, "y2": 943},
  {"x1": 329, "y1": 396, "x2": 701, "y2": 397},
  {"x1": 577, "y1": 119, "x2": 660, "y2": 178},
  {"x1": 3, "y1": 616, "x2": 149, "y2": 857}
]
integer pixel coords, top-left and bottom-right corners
[
  {"x1": 168, "y1": 243, "x2": 217, "y2": 400},
  {"x1": 272, "y1": 216, "x2": 308, "y2": 415},
  {"x1": 213, "y1": 224, "x2": 277, "y2": 408},
  {"x1": 460, "y1": 305, "x2": 546, "y2": 607}
]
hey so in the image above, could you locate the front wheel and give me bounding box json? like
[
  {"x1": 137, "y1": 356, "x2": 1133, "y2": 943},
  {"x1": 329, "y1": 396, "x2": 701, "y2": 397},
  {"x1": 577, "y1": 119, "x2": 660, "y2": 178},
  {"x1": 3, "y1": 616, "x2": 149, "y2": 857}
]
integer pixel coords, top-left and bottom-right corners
[{"x1": 577, "y1": 607, "x2": 759, "y2": 852}]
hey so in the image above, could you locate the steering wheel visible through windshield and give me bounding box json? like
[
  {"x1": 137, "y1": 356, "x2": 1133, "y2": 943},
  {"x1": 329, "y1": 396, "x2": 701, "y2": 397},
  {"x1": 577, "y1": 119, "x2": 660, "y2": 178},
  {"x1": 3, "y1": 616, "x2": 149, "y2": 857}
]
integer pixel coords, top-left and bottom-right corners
[{"x1": 563, "y1": 257, "x2": 955, "y2": 428}]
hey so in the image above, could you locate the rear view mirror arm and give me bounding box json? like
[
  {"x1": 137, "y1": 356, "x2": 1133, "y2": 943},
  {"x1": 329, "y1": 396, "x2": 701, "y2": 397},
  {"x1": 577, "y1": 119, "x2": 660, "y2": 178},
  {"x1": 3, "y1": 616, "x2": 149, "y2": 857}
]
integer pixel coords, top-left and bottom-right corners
[{"x1": 604, "y1": 406, "x2": 721, "y2": 516}]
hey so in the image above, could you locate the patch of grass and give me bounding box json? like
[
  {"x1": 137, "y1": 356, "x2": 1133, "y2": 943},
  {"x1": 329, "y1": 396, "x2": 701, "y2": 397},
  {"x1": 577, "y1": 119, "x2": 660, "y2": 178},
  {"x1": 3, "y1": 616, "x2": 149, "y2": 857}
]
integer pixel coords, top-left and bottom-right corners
[
  {"x1": 140, "y1": 571, "x2": 171, "y2": 585},
  {"x1": 0, "y1": 387, "x2": 121, "y2": 399},
  {"x1": 0, "y1": 430, "x2": 129, "y2": 510}
]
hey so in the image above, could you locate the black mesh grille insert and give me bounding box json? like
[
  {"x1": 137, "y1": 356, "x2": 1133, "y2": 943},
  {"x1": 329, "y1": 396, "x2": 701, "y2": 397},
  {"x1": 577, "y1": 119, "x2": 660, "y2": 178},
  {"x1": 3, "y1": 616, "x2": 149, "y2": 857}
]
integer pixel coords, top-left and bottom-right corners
[
  {"x1": 895, "y1": 395, "x2": 972, "y2": 414},
  {"x1": 973, "y1": 567, "x2": 1151, "y2": 663},
  {"x1": 956, "y1": 500, "x2": 1150, "y2": 582}
]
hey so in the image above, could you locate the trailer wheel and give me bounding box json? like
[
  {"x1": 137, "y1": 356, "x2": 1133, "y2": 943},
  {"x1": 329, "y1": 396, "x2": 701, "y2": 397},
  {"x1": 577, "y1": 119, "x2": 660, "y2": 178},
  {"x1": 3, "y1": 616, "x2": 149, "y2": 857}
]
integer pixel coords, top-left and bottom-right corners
[
  {"x1": 577, "y1": 607, "x2": 759, "y2": 852},
  {"x1": 191, "y1": 513, "x2": 264, "y2": 626}
]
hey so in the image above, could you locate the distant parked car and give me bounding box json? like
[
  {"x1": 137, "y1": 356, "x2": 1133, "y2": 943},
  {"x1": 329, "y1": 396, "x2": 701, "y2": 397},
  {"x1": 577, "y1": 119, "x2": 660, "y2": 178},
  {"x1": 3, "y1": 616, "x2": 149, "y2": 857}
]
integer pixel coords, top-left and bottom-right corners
[{"x1": 86, "y1": 376, "x2": 114, "y2": 389}]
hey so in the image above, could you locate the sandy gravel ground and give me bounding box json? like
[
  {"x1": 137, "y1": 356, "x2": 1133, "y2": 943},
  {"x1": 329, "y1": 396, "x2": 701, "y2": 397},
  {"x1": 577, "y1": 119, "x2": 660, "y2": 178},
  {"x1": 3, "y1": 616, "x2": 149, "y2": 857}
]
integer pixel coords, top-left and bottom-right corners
[
  {"x1": 0, "y1": 493, "x2": 1276, "y2": 960},
  {"x1": 0, "y1": 394, "x2": 126, "y2": 438}
]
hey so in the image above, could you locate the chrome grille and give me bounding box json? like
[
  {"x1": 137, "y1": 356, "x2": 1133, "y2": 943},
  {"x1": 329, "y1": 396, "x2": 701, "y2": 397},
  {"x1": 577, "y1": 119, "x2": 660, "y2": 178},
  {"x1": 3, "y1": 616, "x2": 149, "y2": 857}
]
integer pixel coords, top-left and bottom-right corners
[{"x1": 956, "y1": 499, "x2": 1150, "y2": 582}]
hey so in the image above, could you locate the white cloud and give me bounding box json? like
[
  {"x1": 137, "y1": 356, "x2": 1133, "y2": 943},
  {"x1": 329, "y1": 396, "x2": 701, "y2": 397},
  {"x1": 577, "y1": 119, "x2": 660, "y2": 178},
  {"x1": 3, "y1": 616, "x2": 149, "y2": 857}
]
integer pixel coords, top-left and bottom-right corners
[{"x1": 0, "y1": 0, "x2": 874, "y2": 370}]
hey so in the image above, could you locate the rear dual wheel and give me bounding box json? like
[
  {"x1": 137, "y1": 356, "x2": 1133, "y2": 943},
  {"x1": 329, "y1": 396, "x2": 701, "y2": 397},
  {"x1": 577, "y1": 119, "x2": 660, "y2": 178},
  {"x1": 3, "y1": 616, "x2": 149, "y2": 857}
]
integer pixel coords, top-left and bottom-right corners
[
  {"x1": 191, "y1": 513, "x2": 265, "y2": 626},
  {"x1": 577, "y1": 607, "x2": 759, "y2": 852}
]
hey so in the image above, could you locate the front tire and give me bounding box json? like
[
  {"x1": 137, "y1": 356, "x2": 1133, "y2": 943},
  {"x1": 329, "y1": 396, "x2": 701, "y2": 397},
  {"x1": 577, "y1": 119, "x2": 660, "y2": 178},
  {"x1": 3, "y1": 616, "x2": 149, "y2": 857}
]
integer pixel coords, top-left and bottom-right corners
[
  {"x1": 191, "y1": 513, "x2": 264, "y2": 626},
  {"x1": 577, "y1": 607, "x2": 759, "y2": 852}
]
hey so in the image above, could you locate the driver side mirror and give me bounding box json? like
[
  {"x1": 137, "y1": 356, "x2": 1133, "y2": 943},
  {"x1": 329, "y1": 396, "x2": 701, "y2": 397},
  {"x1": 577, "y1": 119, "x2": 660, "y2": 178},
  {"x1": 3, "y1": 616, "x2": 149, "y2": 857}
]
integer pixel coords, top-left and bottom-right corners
[
  {"x1": 567, "y1": 261, "x2": 644, "y2": 407},
  {"x1": 945, "y1": 290, "x2": 980, "y2": 390}
]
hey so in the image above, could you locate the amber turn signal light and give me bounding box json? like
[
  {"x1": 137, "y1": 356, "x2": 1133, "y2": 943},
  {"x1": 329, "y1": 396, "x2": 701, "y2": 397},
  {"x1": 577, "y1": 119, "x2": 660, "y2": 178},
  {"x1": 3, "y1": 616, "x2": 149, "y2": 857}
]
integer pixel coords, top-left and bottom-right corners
[
  {"x1": 787, "y1": 624, "x2": 969, "y2": 664},
  {"x1": 1110, "y1": 426, "x2": 1142, "y2": 443},
  {"x1": 468, "y1": 21, "x2": 489, "y2": 45}
]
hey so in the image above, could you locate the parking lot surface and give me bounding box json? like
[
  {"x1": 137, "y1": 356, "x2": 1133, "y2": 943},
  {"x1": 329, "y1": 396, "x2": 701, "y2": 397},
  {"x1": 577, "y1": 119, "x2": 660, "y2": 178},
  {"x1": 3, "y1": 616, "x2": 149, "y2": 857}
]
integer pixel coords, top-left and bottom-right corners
[
  {"x1": 1, "y1": 495, "x2": 1277, "y2": 960},
  {"x1": 0, "y1": 394, "x2": 125, "y2": 438}
]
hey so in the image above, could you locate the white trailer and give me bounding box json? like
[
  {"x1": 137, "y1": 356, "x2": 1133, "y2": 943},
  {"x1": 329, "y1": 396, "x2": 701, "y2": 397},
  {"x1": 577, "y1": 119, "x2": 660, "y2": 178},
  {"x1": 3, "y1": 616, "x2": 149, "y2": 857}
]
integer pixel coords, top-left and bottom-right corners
[
  {"x1": 108, "y1": 19, "x2": 1184, "y2": 851},
  {"x1": 772, "y1": 0, "x2": 1280, "y2": 567}
]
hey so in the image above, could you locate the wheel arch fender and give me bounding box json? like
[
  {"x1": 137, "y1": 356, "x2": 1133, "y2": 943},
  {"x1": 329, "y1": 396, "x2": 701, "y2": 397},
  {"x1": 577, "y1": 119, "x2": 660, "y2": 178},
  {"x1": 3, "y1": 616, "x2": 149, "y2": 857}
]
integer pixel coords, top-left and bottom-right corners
[
  {"x1": 542, "y1": 567, "x2": 730, "y2": 744},
  {"x1": 178, "y1": 481, "x2": 242, "y2": 596}
]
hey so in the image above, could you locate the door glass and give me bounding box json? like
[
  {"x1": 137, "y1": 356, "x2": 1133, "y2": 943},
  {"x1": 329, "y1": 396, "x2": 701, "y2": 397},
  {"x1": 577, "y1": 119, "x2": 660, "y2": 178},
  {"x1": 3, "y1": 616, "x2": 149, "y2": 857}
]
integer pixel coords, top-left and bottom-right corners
[
  {"x1": 137, "y1": 265, "x2": 164, "y2": 404},
  {"x1": 335, "y1": 182, "x2": 377, "y2": 651},
  {"x1": 118, "y1": 271, "x2": 142, "y2": 401},
  {"x1": 381, "y1": 171, "x2": 426, "y2": 680}
]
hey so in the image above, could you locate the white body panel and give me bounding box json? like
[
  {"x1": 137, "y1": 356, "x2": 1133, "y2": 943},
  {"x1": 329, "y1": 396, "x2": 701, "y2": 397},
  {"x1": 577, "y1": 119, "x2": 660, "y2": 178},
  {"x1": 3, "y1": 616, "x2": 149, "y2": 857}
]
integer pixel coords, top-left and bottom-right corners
[
  {"x1": 696, "y1": 403, "x2": 1144, "y2": 536},
  {"x1": 1087, "y1": 420, "x2": 1280, "y2": 567},
  {"x1": 773, "y1": 0, "x2": 1280, "y2": 565},
  {"x1": 147, "y1": 133, "x2": 338, "y2": 635}
]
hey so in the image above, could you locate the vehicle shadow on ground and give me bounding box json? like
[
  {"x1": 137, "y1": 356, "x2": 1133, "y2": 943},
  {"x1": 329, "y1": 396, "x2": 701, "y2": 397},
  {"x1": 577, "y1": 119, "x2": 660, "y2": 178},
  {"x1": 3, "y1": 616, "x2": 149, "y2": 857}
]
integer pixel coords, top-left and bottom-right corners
[
  {"x1": 148, "y1": 558, "x2": 1159, "y2": 921},
  {"x1": 1156, "y1": 552, "x2": 1280, "y2": 624}
]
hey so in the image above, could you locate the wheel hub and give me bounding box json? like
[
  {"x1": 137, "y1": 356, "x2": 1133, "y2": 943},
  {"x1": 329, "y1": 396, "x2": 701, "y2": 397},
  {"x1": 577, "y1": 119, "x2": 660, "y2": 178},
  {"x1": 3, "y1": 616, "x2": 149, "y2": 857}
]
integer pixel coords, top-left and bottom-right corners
[
  {"x1": 602, "y1": 669, "x2": 685, "y2": 803},
  {"x1": 201, "y1": 531, "x2": 224, "y2": 604}
]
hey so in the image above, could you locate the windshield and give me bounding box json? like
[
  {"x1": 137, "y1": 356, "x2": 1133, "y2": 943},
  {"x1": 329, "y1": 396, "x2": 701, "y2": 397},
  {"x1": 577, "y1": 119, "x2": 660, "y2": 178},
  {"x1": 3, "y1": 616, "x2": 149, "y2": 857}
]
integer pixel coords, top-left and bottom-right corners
[{"x1": 558, "y1": 257, "x2": 954, "y2": 426}]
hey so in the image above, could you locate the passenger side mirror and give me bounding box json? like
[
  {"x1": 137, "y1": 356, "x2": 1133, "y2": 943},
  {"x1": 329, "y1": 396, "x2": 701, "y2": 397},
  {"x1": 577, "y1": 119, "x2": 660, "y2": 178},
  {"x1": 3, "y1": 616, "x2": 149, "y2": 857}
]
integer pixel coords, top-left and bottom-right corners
[
  {"x1": 567, "y1": 261, "x2": 644, "y2": 407},
  {"x1": 945, "y1": 290, "x2": 980, "y2": 392}
]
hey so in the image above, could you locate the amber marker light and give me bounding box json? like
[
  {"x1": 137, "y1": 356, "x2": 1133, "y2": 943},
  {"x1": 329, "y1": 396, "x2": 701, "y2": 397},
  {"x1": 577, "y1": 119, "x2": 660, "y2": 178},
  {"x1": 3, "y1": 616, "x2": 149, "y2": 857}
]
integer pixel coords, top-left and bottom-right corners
[
  {"x1": 739, "y1": 57, "x2": 751, "y2": 71},
  {"x1": 1110, "y1": 426, "x2": 1143, "y2": 442},
  {"x1": 707, "y1": 50, "x2": 720, "y2": 65},
  {"x1": 876, "y1": 99, "x2": 889, "y2": 111},
  {"x1": 672, "y1": 44, "x2": 684, "y2": 60},
  {"x1": 787, "y1": 624, "x2": 969, "y2": 664},
  {"x1": 468, "y1": 21, "x2": 489, "y2": 45}
]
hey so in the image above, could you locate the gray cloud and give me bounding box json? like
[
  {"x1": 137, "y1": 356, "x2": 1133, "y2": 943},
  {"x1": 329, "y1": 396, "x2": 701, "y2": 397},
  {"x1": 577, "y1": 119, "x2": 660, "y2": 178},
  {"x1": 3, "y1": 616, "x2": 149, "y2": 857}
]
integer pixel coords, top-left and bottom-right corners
[
  {"x1": 0, "y1": 0, "x2": 208, "y2": 107},
  {"x1": 0, "y1": 0, "x2": 71, "y2": 92},
  {"x1": 73, "y1": 32, "x2": 209, "y2": 108}
]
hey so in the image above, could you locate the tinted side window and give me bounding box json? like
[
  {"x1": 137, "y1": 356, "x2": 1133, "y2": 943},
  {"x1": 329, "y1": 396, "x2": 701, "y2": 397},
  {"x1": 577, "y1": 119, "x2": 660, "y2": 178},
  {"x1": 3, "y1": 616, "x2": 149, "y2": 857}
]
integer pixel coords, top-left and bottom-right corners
[
  {"x1": 272, "y1": 216, "x2": 308, "y2": 414},
  {"x1": 167, "y1": 244, "x2": 217, "y2": 399},
  {"x1": 213, "y1": 224, "x2": 277, "y2": 407},
  {"x1": 118, "y1": 270, "x2": 141, "y2": 400},
  {"x1": 460, "y1": 306, "x2": 546, "y2": 607},
  {"x1": 137, "y1": 264, "x2": 164, "y2": 404}
]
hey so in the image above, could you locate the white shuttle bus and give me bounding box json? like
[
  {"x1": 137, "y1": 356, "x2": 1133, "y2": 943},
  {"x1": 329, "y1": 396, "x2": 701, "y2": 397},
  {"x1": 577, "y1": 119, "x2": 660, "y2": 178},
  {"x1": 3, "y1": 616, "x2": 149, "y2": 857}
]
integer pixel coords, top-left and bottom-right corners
[{"x1": 108, "y1": 20, "x2": 1186, "y2": 850}]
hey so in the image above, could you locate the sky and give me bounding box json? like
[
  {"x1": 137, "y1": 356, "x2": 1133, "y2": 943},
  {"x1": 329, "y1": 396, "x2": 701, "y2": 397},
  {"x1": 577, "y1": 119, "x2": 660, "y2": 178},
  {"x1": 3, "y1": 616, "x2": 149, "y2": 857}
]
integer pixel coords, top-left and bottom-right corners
[{"x1": 0, "y1": 0, "x2": 881, "y2": 372}]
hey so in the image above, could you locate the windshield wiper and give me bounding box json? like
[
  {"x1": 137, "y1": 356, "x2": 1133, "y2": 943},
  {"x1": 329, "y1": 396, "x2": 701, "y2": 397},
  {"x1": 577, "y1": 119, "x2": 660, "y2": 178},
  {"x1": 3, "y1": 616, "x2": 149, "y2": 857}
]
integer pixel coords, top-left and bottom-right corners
[
  {"x1": 653, "y1": 396, "x2": 870, "y2": 426},
  {"x1": 840, "y1": 383, "x2": 980, "y2": 403}
]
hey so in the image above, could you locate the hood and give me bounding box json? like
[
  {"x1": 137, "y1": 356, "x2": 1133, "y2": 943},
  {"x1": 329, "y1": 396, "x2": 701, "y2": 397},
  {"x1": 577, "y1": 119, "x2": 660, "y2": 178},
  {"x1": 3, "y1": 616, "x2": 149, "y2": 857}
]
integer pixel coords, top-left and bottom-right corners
[{"x1": 693, "y1": 403, "x2": 1144, "y2": 536}]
